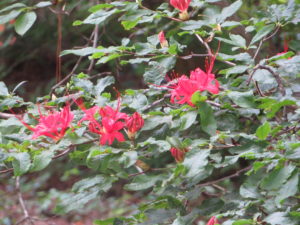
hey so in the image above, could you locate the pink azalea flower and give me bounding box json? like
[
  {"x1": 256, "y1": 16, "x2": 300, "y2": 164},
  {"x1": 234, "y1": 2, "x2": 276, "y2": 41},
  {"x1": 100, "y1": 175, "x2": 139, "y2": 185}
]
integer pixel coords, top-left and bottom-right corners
[
  {"x1": 206, "y1": 216, "x2": 219, "y2": 225},
  {"x1": 19, "y1": 105, "x2": 74, "y2": 142},
  {"x1": 170, "y1": 0, "x2": 191, "y2": 12}
]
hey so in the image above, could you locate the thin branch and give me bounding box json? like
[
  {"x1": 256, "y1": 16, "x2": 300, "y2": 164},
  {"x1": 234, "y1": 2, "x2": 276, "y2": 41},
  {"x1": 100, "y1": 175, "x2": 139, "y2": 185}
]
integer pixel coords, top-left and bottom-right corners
[
  {"x1": 0, "y1": 112, "x2": 17, "y2": 119},
  {"x1": 198, "y1": 165, "x2": 252, "y2": 187},
  {"x1": 128, "y1": 167, "x2": 174, "y2": 177},
  {"x1": 15, "y1": 177, "x2": 34, "y2": 225},
  {"x1": 195, "y1": 34, "x2": 212, "y2": 56},
  {"x1": 257, "y1": 65, "x2": 286, "y2": 95},
  {"x1": 267, "y1": 125, "x2": 300, "y2": 141},
  {"x1": 87, "y1": 24, "x2": 100, "y2": 75},
  {"x1": 0, "y1": 168, "x2": 13, "y2": 174},
  {"x1": 253, "y1": 25, "x2": 280, "y2": 62},
  {"x1": 142, "y1": 94, "x2": 171, "y2": 111}
]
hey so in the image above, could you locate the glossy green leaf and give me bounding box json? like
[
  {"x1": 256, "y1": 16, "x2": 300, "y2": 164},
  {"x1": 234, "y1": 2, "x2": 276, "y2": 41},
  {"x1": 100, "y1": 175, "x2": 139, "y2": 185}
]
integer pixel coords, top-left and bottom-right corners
[
  {"x1": 14, "y1": 11, "x2": 37, "y2": 36},
  {"x1": 256, "y1": 122, "x2": 271, "y2": 140},
  {"x1": 198, "y1": 102, "x2": 217, "y2": 136}
]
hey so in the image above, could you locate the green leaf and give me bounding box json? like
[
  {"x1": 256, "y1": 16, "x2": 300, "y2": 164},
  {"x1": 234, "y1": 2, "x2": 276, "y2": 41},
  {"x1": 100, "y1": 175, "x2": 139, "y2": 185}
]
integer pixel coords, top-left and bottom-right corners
[
  {"x1": 275, "y1": 171, "x2": 299, "y2": 204},
  {"x1": 250, "y1": 24, "x2": 275, "y2": 45},
  {"x1": 143, "y1": 56, "x2": 176, "y2": 85},
  {"x1": 55, "y1": 187, "x2": 99, "y2": 214},
  {"x1": 233, "y1": 219, "x2": 254, "y2": 225},
  {"x1": 124, "y1": 174, "x2": 163, "y2": 191},
  {"x1": 229, "y1": 34, "x2": 246, "y2": 48},
  {"x1": 0, "y1": 10, "x2": 22, "y2": 24},
  {"x1": 180, "y1": 20, "x2": 205, "y2": 30},
  {"x1": 0, "y1": 82, "x2": 9, "y2": 96},
  {"x1": 183, "y1": 149, "x2": 210, "y2": 179},
  {"x1": 11, "y1": 152, "x2": 31, "y2": 176},
  {"x1": 89, "y1": 3, "x2": 114, "y2": 13},
  {"x1": 35, "y1": 1, "x2": 52, "y2": 8},
  {"x1": 198, "y1": 102, "x2": 217, "y2": 136},
  {"x1": 95, "y1": 76, "x2": 115, "y2": 96},
  {"x1": 72, "y1": 175, "x2": 117, "y2": 193},
  {"x1": 218, "y1": 0, "x2": 242, "y2": 22},
  {"x1": 14, "y1": 12, "x2": 37, "y2": 36},
  {"x1": 60, "y1": 47, "x2": 98, "y2": 56},
  {"x1": 228, "y1": 91, "x2": 256, "y2": 108},
  {"x1": 180, "y1": 111, "x2": 197, "y2": 131},
  {"x1": 94, "y1": 218, "x2": 115, "y2": 225},
  {"x1": 264, "y1": 212, "x2": 293, "y2": 225},
  {"x1": 30, "y1": 151, "x2": 54, "y2": 172},
  {"x1": 121, "y1": 18, "x2": 140, "y2": 30},
  {"x1": 256, "y1": 122, "x2": 271, "y2": 140},
  {"x1": 260, "y1": 165, "x2": 295, "y2": 191},
  {"x1": 0, "y1": 3, "x2": 26, "y2": 14}
]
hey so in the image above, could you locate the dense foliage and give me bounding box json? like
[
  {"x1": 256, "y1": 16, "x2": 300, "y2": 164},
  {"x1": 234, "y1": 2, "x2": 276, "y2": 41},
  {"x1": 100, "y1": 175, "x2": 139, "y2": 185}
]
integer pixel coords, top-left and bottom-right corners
[{"x1": 0, "y1": 0, "x2": 300, "y2": 224}]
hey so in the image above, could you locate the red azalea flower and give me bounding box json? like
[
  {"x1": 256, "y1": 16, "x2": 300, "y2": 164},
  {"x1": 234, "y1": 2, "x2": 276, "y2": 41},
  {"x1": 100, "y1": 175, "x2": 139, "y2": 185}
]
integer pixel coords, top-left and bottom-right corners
[
  {"x1": 169, "y1": 75, "x2": 199, "y2": 106},
  {"x1": 168, "y1": 57, "x2": 219, "y2": 106},
  {"x1": 99, "y1": 105, "x2": 129, "y2": 122},
  {"x1": 158, "y1": 31, "x2": 169, "y2": 48},
  {"x1": 126, "y1": 112, "x2": 144, "y2": 139},
  {"x1": 18, "y1": 105, "x2": 73, "y2": 142},
  {"x1": 170, "y1": 147, "x2": 188, "y2": 162},
  {"x1": 99, "y1": 117, "x2": 125, "y2": 145},
  {"x1": 170, "y1": 0, "x2": 191, "y2": 12},
  {"x1": 206, "y1": 216, "x2": 219, "y2": 225}
]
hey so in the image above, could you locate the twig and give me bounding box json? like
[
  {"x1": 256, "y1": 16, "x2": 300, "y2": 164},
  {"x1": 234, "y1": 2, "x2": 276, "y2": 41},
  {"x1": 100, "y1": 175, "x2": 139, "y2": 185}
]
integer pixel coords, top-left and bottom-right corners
[
  {"x1": 50, "y1": 27, "x2": 96, "y2": 96},
  {"x1": 257, "y1": 65, "x2": 286, "y2": 95},
  {"x1": 15, "y1": 177, "x2": 34, "y2": 225},
  {"x1": 0, "y1": 168, "x2": 13, "y2": 174},
  {"x1": 142, "y1": 94, "x2": 171, "y2": 111},
  {"x1": 87, "y1": 24, "x2": 100, "y2": 75},
  {"x1": 195, "y1": 34, "x2": 212, "y2": 56},
  {"x1": 50, "y1": 56, "x2": 83, "y2": 96},
  {"x1": 0, "y1": 112, "x2": 17, "y2": 119},
  {"x1": 128, "y1": 167, "x2": 175, "y2": 177},
  {"x1": 253, "y1": 25, "x2": 280, "y2": 62},
  {"x1": 198, "y1": 165, "x2": 252, "y2": 187},
  {"x1": 267, "y1": 125, "x2": 300, "y2": 141}
]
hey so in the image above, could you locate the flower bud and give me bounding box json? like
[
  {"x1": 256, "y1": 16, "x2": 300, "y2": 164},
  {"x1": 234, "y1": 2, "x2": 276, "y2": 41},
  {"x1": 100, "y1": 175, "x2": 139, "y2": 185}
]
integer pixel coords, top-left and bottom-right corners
[
  {"x1": 158, "y1": 31, "x2": 169, "y2": 48},
  {"x1": 126, "y1": 112, "x2": 144, "y2": 140}
]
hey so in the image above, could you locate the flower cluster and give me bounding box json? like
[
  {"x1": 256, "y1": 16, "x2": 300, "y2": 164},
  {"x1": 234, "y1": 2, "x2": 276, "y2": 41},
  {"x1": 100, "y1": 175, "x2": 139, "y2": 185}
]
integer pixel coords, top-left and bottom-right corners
[
  {"x1": 167, "y1": 57, "x2": 219, "y2": 106},
  {"x1": 19, "y1": 99, "x2": 144, "y2": 145},
  {"x1": 77, "y1": 99, "x2": 144, "y2": 145}
]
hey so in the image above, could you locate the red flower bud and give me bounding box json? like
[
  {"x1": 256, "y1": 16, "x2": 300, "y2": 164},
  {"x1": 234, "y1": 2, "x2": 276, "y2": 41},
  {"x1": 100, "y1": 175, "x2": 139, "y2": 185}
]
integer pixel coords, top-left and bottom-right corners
[
  {"x1": 158, "y1": 31, "x2": 169, "y2": 48},
  {"x1": 170, "y1": 147, "x2": 188, "y2": 163},
  {"x1": 170, "y1": 0, "x2": 191, "y2": 13},
  {"x1": 126, "y1": 112, "x2": 144, "y2": 139},
  {"x1": 206, "y1": 216, "x2": 219, "y2": 225}
]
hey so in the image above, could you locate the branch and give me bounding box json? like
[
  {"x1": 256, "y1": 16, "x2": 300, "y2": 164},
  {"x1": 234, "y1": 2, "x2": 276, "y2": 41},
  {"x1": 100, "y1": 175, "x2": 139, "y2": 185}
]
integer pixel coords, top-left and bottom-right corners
[
  {"x1": 195, "y1": 34, "x2": 212, "y2": 56},
  {"x1": 142, "y1": 94, "x2": 171, "y2": 111},
  {"x1": 257, "y1": 65, "x2": 286, "y2": 95},
  {"x1": 15, "y1": 177, "x2": 34, "y2": 225},
  {"x1": 198, "y1": 165, "x2": 252, "y2": 188},
  {"x1": 87, "y1": 24, "x2": 100, "y2": 75},
  {"x1": 0, "y1": 112, "x2": 17, "y2": 119}
]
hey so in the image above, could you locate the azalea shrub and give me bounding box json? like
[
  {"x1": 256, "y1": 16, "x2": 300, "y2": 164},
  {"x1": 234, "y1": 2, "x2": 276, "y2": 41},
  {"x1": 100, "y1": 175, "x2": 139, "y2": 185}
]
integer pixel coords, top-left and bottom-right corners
[{"x1": 0, "y1": 0, "x2": 300, "y2": 225}]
